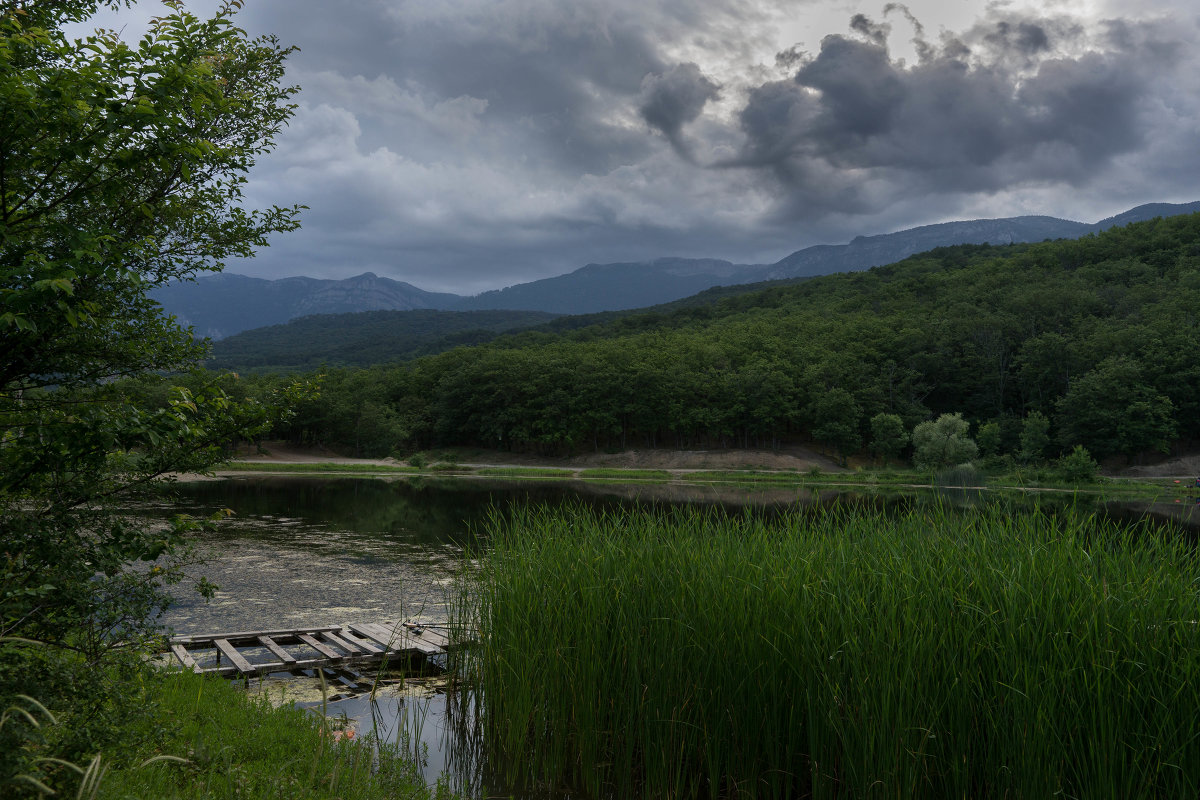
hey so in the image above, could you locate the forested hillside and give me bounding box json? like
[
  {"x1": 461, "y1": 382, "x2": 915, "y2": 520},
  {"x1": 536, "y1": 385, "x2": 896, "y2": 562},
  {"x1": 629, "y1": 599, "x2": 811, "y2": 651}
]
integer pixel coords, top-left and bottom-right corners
[
  {"x1": 233, "y1": 213, "x2": 1200, "y2": 462},
  {"x1": 206, "y1": 308, "x2": 559, "y2": 371}
]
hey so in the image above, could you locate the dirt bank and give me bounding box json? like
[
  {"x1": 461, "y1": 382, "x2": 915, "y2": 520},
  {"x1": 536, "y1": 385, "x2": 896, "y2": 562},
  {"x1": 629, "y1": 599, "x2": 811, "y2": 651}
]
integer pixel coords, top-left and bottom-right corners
[{"x1": 1119, "y1": 454, "x2": 1200, "y2": 479}]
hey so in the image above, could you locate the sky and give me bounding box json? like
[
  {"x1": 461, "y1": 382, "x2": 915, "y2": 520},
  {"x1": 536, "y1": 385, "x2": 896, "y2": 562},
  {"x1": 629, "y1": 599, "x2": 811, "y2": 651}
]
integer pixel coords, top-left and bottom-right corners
[{"x1": 83, "y1": 0, "x2": 1200, "y2": 294}]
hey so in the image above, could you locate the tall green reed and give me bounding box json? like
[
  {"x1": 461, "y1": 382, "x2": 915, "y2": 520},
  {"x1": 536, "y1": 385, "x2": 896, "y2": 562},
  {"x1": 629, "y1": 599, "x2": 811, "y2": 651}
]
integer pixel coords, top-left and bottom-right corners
[{"x1": 454, "y1": 501, "x2": 1200, "y2": 798}]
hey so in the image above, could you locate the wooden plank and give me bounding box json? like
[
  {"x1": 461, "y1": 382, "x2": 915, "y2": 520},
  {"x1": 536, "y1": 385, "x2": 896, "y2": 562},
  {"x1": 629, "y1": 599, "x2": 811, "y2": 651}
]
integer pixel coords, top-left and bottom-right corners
[
  {"x1": 171, "y1": 625, "x2": 343, "y2": 645},
  {"x1": 403, "y1": 624, "x2": 450, "y2": 650},
  {"x1": 258, "y1": 635, "x2": 297, "y2": 664},
  {"x1": 346, "y1": 623, "x2": 396, "y2": 650},
  {"x1": 385, "y1": 623, "x2": 441, "y2": 655},
  {"x1": 191, "y1": 646, "x2": 416, "y2": 678},
  {"x1": 170, "y1": 643, "x2": 199, "y2": 671},
  {"x1": 297, "y1": 633, "x2": 342, "y2": 660},
  {"x1": 337, "y1": 628, "x2": 384, "y2": 654},
  {"x1": 213, "y1": 638, "x2": 255, "y2": 674},
  {"x1": 320, "y1": 630, "x2": 365, "y2": 654},
  {"x1": 360, "y1": 621, "x2": 407, "y2": 647}
]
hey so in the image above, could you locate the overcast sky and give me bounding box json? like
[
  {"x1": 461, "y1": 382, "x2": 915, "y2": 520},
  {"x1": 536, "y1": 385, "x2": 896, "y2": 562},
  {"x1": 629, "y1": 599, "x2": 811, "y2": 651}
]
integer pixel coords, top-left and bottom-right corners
[{"x1": 85, "y1": 0, "x2": 1200, "y2": 294}]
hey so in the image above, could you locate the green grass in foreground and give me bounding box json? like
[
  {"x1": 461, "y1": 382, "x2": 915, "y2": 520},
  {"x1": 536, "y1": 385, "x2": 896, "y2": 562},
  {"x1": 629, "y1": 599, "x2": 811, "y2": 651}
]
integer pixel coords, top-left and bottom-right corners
[
  {"x1": 97, "y1": 670, "x2": 449, "y2": 800},
  {"x1": 460, "y1": 502, "x2": 1200, "y2": 799}
]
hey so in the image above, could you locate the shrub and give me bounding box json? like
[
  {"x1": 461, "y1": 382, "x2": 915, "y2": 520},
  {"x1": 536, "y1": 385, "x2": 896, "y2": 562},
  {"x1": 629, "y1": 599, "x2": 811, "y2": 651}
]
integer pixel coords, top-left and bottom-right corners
[{"x1": 1057, "y1": 445, "x2": 1100, "y2": 483}]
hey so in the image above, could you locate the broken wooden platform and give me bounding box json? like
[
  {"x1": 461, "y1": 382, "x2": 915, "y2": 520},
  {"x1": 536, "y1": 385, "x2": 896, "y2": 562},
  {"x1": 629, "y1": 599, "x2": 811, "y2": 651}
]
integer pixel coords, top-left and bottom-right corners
[{"x1": 166, "y1": 621, "x2": 451, "y2": 678}]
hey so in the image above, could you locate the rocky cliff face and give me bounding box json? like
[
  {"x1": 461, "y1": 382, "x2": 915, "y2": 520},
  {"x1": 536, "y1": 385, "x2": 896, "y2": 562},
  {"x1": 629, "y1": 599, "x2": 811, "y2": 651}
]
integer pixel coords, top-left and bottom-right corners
[{"x1": 293, "y1": 273, "x2": 450, "y2": 316}]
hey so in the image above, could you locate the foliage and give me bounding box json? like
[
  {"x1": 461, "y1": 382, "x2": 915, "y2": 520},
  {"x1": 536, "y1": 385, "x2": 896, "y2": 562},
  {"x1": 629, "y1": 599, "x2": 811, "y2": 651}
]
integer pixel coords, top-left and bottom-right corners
[
  {"x1": 236, "y1": 212, "x2": 1200, "y2": 463},
  {"x1": 0, "y1": 1, "x2": 301, "y2": 793},
  {"x1": 808, "y1": 387, "x2": 862, "y2": 462},
  {"x1": 1018, "y1": 410, "x2": 1051, "y2": 463},
  {"x1": 976, "y1": 420, "x2": 1003, "y2": 456},
  {"x1": 206, "y1": 308, "x2": 559, "y2": 372},
  {"x1": 869, "y1": 412, "x2": 908, "y2": 462},
  {"x1": 911, "y1": 413, "x2": 978, "y2": 471},
  {"x1": 1056, "y1": 445, "x2": 1100, "y2": 484},
  {"x1": 94, "y1": 671, "x2": 446, "y2": 800},
  {"x1": 460, "y1": 502, "x2": 1200, "y2": 798},
  {"x1": 1055, "y1": 357, "x2": 1177, "y2": 460}
]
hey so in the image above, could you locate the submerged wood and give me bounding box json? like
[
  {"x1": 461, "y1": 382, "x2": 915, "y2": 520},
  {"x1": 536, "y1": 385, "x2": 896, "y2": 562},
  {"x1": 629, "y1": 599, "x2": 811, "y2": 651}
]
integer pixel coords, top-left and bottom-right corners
[{"x1": 165, "y1": 620, "x2": 450, "y2": 677}]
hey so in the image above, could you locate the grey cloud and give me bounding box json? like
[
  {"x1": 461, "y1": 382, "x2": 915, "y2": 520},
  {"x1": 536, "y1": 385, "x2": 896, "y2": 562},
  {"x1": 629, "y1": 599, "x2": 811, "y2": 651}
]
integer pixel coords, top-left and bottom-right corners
[
  {"x1": 983, "y1": 20, "x2": 1051, "y2": 56},
  {"x1": 849, "y1": 13, "x2": 891, "y2": 47},
  {"x1": 211, "y1": 0, "x2": 1200, "y2": 293},
  {"x1": 638, "y1": 63, "x2": 721, "y2": 162},
  {"x1": 795, "y1": 35, "x2": 905, "y2": 141},
  {"x1": 729, "y1": 9, "x2": 1178, "y2": 218}
]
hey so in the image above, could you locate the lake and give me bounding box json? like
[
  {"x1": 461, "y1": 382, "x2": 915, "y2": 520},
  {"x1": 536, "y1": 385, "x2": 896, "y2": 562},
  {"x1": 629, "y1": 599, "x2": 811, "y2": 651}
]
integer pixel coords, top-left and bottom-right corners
[{"x1": 155, "y1": 474, "x2": 1200, "y2": 794}]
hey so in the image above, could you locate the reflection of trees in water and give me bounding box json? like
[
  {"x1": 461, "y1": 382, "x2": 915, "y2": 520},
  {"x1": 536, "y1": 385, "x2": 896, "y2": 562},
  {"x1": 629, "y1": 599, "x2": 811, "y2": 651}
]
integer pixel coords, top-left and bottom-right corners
[{"x1": 167, "y1": 475, "x2": 1197, "y2": 545}]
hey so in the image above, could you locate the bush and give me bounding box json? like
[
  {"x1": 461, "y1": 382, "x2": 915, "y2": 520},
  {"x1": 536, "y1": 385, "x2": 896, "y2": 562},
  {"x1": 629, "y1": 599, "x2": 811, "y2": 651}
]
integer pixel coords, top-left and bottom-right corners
[
  {"x1": 912, "y1": 413, "x2": 979, "y2": 471},
  {"x1": 1057, "y1": 445, "x2": 1100, "y2": 483}
]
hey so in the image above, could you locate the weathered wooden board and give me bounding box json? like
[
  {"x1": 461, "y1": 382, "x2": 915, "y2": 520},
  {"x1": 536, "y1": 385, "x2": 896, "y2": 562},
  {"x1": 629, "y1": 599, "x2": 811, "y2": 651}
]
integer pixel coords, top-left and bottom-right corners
[
  {"x1": 257, "y1": 635, "x2": 297, "y2": 664},
  {"x1": 213, "y1": 638, "x2": 254, "y2": 673},
  {"x1": 165, "y1": 621, "x2": 450, "y2": 677},
  {"x1": 170, "y1": 643, "x2": 200, "y2": 672}
]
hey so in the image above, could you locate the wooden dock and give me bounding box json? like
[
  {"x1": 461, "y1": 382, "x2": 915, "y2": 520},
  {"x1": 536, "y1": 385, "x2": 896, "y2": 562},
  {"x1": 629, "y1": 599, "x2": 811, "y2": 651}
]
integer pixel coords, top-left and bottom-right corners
[{"x1": 166, "y1": 621, "x2": 451, "y2": 678}]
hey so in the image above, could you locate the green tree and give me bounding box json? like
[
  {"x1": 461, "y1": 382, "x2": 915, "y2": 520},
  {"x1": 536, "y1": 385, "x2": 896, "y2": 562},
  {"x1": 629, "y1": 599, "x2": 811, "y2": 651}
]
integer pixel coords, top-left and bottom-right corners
[
  {"x1": 976, "y1": 420, "x2": 1003, "y2": 457},
  {"x1": 1018, "y1": 411, "x2": 1051, "y2": 464},
  {"x1": 912, "y1": 413, "x2": 978, "y2": 471},
  {"x1": 0, "y1": 2, "x2": 300, "y2": 790},
  {"x1": 808, "y1": 388, "x2": 861, "y2": 464},
  {"x1": 1054, "y1": 357, "x2": 1177, "y2": 459},
  {"x1": 1056, "y1": 445, "x2": 1100, "y2": 483},
  {"x1": 869, "y1": 412, "x2": 908, "y2": 463}
]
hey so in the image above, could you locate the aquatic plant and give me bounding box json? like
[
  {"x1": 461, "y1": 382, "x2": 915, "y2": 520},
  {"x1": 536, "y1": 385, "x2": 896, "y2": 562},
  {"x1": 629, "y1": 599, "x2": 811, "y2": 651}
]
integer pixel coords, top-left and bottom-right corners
[{"x1": 457, "y1": 502, "x2": 1200, "y2": 798}]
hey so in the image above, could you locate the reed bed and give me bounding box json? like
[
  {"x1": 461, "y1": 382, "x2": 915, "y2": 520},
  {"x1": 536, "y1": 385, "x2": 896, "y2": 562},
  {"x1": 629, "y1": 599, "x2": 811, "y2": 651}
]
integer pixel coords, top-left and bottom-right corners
[{"x1": 456, "y1": 502, "x2": 1200, "y2": 798}]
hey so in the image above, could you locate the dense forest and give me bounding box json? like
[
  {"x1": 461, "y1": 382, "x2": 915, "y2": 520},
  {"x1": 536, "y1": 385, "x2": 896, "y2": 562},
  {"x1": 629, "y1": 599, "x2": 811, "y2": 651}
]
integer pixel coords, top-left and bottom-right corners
[
  {"x1": 206, "y1": 308, "x2": 559, "y2": 371},
  {"x1": 179, "y1": 213, "x2": 1200, "y2": 463}
]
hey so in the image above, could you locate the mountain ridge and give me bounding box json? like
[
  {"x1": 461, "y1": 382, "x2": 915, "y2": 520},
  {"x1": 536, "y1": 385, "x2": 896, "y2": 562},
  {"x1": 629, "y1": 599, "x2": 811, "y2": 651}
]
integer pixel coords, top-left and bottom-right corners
[{"x1": 151, "y1": 201, "x2": 1200, "y2": 338}]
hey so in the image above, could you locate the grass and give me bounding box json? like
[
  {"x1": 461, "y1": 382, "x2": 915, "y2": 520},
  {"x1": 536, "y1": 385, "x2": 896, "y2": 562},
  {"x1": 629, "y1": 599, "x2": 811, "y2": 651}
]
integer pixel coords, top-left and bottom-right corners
[
  {"x1": 578, "y1": 468, "x2": 672, "y2": 481},
  {"x1": 94, "y1": 669, "x2": 451, "y2": 800},
  {"x1": 453, "y1": 501, "x2": 1200, "y2": 799},
  {"x1": 689, "y1": 469, "x2": 803, "y2": 485},
  {"x1": 476, "y1": 467, "x2": 578, "y2": 478},
  {"x1": 219, "y1": 462, "x2": 420, "y2": 474}
]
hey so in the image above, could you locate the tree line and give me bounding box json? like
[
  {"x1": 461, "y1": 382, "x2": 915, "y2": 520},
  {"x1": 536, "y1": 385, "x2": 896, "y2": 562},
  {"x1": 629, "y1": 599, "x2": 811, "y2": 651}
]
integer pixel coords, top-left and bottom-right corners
[{"x1": 173, "y1": 212, "x2": 1200, "y2": 465}]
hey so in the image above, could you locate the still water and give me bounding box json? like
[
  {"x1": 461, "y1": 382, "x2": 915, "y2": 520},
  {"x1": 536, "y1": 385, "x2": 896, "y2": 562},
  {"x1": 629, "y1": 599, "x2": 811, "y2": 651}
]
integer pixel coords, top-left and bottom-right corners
[{"x1": 155, "y1": 475, "x2": 1200, "y2": 792}]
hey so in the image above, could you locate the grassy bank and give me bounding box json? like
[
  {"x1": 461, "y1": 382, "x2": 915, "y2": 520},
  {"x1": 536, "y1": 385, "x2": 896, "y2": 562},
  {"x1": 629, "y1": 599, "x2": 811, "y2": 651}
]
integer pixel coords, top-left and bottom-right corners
[
  {"x1": 459, "y1": 502, "x2": 1200, "y2": 798},
  {"x1": 90, "y1": 669, "x2": 448, "y2": 800}
]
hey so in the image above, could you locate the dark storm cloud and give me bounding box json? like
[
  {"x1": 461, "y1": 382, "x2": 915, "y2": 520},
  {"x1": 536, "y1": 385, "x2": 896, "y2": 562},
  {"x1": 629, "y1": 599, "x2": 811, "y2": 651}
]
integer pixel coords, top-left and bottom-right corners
[
  {"x1": 849, "y1": 13, "x2": 891, "y2": 46},
  {"x1": 196, "y1": 0, "x2": 1199, "y2": 291},
  {"x1": 726, "y1": 8, "x2": 1181, "y2": 219},
  {"x1": 637, "y1": 63, "x2": 721, "y2": 162}
]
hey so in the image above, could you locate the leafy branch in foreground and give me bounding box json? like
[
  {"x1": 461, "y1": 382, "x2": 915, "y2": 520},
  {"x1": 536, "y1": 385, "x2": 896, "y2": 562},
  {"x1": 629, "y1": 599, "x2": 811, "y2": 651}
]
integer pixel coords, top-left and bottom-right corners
[{"x1": 0, "y1": 1, "x2": 304, "y2": 794}]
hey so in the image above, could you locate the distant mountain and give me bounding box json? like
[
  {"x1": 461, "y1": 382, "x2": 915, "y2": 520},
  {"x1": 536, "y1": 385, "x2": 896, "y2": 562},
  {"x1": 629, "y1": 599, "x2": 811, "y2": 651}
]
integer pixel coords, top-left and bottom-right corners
[
  {"x1": 151, "y1": 272, "x2": 461, "y2": 340},
  {"x1": 152, "y1": 201, "x2": 1200, "y2": 336},
  {"x1": 762, "y1": 216, "x2": 1092, "y2": 280},
  {"x1": 448, "y1": 201, "x2": 1200, "y2": 312},
  {"x1": 449, "y1": 257, "x2": 756, "y2": 314},
  {"x1": 761, "y1": 202, "x2": 1200, "y2": 280}
]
